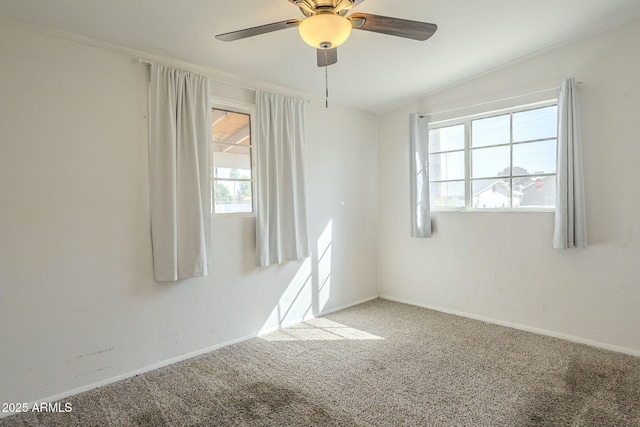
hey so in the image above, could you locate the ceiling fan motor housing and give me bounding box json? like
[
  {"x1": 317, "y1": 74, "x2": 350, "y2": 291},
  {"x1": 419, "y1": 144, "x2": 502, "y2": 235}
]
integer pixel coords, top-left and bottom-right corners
[{"x1": 293, "y1": 0, "x2": 356, "y2": 17}]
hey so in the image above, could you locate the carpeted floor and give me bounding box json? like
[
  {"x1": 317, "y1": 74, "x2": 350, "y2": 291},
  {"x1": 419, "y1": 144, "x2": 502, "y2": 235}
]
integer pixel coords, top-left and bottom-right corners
[{"x1": 2, "y1": 298, "x2": 640, "y2": 426}]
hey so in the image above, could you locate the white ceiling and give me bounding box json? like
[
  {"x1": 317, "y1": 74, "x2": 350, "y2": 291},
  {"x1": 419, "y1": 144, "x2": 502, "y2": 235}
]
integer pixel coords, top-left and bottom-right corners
[{"x1": 2, "y1": 0, "x2": 640, "y2": 112}]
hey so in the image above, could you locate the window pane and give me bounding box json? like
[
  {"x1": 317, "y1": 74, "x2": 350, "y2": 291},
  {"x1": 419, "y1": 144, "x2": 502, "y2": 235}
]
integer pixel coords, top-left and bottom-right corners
[
  {"x1": 213, "y1": 146, "x2": 251, "y2": 179},
  {"x1": 516, "y1": 175, "x2": 556, "y2": 208},
  {"x1": 513, "y1": 106, "x2": 557, "y2": 142},
  {"x1": 212, "y1": 107, "x2": 254, "y2": 215},
  {"x1": 429, "y1": 151, "x2": 465, "y2": 181},
  {"x1": 472, "y1": 114, "x2": 510, "y2": 147},
  {"x1": 472, "y1": 179, "x2": 511, "y2": 208},
  {"x1": 212, "y1": 110, "x2": 251, "y2": 146},
  {"x1": 429, "y1": 125, "x2": 464, "y2": 153},
  {"x1": 471, "y1": 146, "x2": 510, "y2": 178},
  {"x1": 512, "y1": 140, "x2": 556, "y2": 176},
  {"x1": 430, "y1": 181, "x2": 465, "y2": 208},
  {"x1": 213, "y1": 180, "x2": 252, "y2": 214}
]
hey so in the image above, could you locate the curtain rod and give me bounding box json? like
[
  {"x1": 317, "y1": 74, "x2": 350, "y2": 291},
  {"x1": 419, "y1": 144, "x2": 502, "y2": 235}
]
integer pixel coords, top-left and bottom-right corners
[
  {"x1": 420, "y1": 81, "x2": 582, "y2": 118},
  {"x1": 138, "y1": 58, "x2": 312, "y2": 103},
  {"x1": 138, "y1": 58, "x2": 258, "y2": 93}
]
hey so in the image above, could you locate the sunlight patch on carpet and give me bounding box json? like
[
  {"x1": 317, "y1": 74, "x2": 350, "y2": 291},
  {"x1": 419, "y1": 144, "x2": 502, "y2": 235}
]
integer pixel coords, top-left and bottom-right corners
[{"x1": 259, "y1": 318, "x2": 384, "y2": 341}]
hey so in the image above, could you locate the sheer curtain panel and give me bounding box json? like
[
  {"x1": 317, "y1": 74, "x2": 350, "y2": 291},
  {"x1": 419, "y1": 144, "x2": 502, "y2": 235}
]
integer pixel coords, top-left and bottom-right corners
[
  {"x1": 149, "y1": 64, "x2": 212, "y2": 281},
  {"x1": 410, "y1": 113, "x2": 432, "y2": 238},
  {"x1": 553, "y1": 77, "x2": 587, "y2": 249},
  {"x1": 255, "y1": 90, "x2": 310, "y2": 266}
]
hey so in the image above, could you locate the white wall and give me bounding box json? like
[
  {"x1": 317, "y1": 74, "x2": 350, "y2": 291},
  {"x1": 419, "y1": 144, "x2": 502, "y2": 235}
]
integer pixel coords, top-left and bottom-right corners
[
  {"x1": 377, "y1": 17, "x2": 640, "y2": 354},
  {"x1": 0, "y1": 20, "x2": 378, "y2": 405}
]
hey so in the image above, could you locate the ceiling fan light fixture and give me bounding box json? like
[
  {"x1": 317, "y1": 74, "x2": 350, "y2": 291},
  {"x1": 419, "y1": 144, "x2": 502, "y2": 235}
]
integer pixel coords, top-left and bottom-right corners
[{"x1": 298, "y1": 13, "x2": 352, "y2": 49}]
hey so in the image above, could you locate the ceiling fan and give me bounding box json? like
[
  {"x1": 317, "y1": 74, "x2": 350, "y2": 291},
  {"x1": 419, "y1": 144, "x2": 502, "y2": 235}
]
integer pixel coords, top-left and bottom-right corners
[{"x1": 215, "y1": 0, "x2": 438, "y2": 67}]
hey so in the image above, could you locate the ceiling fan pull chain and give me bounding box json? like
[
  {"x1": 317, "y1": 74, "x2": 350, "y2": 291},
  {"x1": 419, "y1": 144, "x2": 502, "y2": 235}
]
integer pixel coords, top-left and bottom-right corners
[{"x1": 325, "y1": 65, "x2": 329, "y2": 108}]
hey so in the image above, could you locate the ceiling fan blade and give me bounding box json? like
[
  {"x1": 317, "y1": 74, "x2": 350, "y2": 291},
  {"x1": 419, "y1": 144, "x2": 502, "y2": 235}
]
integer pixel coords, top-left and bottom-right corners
[
  {"x1": 215, "y1": 19, "x2": 301, "y2": 42},
  {"x1": 317, "y1": 48, "x2": 338, "y2": 67},
  {"x1": 348, "y1": 13, "x2": 437, "y2": 41}
]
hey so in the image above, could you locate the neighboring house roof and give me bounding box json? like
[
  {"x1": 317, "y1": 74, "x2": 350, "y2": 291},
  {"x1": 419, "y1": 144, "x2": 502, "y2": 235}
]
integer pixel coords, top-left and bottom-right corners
[{"x1": 473, "y1": 179, "x2": 523, "y2": 197}]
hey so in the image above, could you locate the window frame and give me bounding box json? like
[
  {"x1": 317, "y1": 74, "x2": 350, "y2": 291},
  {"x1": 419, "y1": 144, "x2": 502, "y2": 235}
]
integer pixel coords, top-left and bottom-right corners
[
  {"x1": 211, "y1": 99, "x2": 257, "y2": 217},
  {"x1": 428, "y1": 99, "x2": 558, "y2": 213}
]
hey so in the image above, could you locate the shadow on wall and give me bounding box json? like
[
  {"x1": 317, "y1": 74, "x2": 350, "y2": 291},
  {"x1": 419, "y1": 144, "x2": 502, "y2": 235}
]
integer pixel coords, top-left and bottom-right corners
[{"x1": 259, "y1": 220, "x2": 334, "y2": 334}]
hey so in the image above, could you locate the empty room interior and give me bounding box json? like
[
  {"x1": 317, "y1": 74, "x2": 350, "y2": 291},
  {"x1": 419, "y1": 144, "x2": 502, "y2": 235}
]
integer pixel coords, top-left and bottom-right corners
[{"x1": 1, "y1": 0, "x2": 640, "y2": 425}]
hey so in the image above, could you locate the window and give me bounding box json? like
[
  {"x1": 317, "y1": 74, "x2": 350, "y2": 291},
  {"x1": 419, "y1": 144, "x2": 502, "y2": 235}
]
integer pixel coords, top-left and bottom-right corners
[
  {"x1": 429, "y1": 103, "x2": 557, "y2": 210},
  {"x1": 211, "y1": 106, "x2": 255, "y2": 214}
]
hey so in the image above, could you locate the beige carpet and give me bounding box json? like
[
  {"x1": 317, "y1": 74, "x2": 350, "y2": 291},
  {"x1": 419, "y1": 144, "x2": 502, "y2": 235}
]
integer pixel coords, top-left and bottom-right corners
[{"x1": 2, "y1": 298, "x2": 639, "y2": 426}]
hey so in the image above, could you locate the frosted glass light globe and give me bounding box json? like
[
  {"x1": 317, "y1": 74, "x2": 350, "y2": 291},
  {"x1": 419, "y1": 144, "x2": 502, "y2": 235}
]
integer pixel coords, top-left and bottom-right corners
[{"x1": 298, "y1": 14, "x2": 352, "y2": 49}]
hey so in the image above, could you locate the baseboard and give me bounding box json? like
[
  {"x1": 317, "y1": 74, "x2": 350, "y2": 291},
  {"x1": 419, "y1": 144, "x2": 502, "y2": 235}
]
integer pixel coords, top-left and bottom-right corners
[
  {"x1": 0, "y1": 294, "x2": 379, "y2": 420},
  {"x1": 379, "y1": 294, "x2": 640, "y2": 358},
  {"x1": 317, "y1": 295, "x2": 380, "y2": 316},
  {"x1": 0, "y1": 331, "x2": 260, "y2": 420},
  {"x1": 254, "y1": 294, "x2": 379, "y2": 336}
]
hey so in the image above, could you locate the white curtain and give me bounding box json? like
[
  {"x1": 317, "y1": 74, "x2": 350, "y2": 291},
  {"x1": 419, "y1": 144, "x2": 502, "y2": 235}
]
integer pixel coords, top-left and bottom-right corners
[
  {"x1": 410, "y1": 113, "x2": 431, "y2": 238},
  {"x1": 149, "y1": 64, "x2": 212, "y2": 281},
  {"x1": 553, "y1": 77, "x2": 587, "y2": 249},
  {"x1": 255, "y1": 90, "x2": 310, "y2": 266}
]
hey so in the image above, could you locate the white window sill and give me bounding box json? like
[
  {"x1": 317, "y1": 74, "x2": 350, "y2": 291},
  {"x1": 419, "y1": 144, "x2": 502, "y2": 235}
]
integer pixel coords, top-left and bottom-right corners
[{"x1": 212, "y1": 213, "x2": 256, "y2": 218}]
